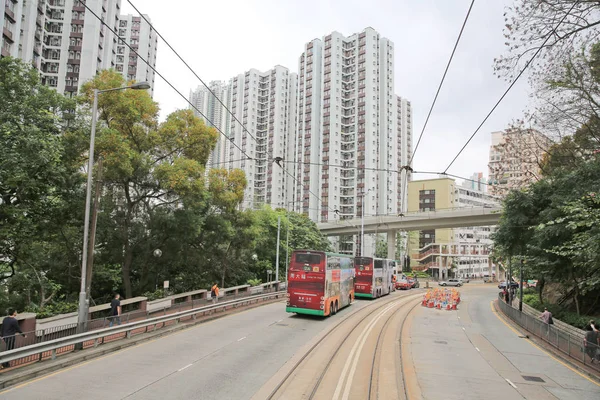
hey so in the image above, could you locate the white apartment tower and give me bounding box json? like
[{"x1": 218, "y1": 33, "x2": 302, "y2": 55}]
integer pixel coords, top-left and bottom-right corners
[
  {"x1": 115, "y1": 14, "x2": 157, "y2": 96},
  {"x1": 189, "y1": 81, "x2": 231, "y2": 167},
  {"x1": 227, "y1": 66, "x2": 298, "y2": 209},
  {"x1": 294, "y1": 27, "x2": 412, "y2": 255},
  {"x1": 1, "y1": 1, "x2": 157, "y2": 96},
  {"x1": 39, "y1": 0, "x2": 121, "y2": 95}
]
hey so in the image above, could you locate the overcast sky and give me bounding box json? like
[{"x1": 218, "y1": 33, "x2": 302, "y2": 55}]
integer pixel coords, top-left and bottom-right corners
[{"x1": 121, "y1": 0, "x2": 530, "y2": 184}]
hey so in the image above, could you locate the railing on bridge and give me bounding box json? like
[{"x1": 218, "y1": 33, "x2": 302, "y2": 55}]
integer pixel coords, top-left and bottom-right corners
[
  {"x1": 0, "y1": 283, "x2": 282, "y2": 367},
  {"x1": 497, "y1": 299, "x2": 599, "y2": 373},
  {"x1": 0, "y1": 290, "x2": 285, "y2": 372}
]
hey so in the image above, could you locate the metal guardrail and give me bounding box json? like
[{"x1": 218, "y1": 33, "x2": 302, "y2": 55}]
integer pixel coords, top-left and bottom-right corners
[
  {"x1": 4, "y1": 286, "x2": 282, "y2": 353},
  {"x1": 497, "y1": 299, "x2": 599, "y2": 373},
  {"x1": 0, "y1": 291, "x2": 285, "y2": 370}
]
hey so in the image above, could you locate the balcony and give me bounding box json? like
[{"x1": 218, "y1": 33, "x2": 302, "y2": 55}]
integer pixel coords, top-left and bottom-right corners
[
  {"x1": 2, "y1": 27, "x2": 13, "y2": 42},
  {"x1": 64, "y1": 85, "x2": 78, "y2": 93},
  {"x1": 4, "y1": 7, "x2": 15, "y2": 22}
]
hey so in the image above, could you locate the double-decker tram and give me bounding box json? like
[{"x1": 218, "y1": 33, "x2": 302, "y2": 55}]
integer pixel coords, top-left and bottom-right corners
[
  {"x1": 354, "y1": 257, "x2": 394, "y2": 298},
  {"x1": 286, "y1": 250, "x2": 355, "y2": 316}
]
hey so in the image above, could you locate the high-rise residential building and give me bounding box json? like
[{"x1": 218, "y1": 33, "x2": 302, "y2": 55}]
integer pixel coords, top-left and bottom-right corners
[
  {"x1": 115, "y1": 14, "x2": 157, "y2": 96},
  {"x1": 462, "y1": 172, "x2": 486, "y2": 193},
  {"x1": 406, "y1": 178, "x2": 497, "y2": 279},
  {"x1": 226, "y1": 66, "x2": 298, "y2": 209},
  {"x1": 292, "y1": 27, "x2": 412, "y2": 256},
  {"x1": 488, "y1": 129, "x2": 552, "y2": 197},
  {"x1": 189, "y1": 81, "x2": 230, "y2": 168},
  {"x1": 1, "y1": 1, "x2": 157, "y2": 96}
]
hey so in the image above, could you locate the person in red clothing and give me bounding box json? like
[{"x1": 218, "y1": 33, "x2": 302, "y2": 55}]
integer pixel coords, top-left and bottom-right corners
[{"x1": 1, "y1": 308, "x2": 27, "y2": 369}]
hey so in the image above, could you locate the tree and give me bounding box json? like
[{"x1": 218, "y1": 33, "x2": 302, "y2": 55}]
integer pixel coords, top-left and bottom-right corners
[
  {"x1": 80, "y1": 70, "x2": 218, "y2": 298},
  {"x1": 0, "y1": 57, "x2": 86, "y2": 313},
  {"x1": 541, "y1": 192, "x2": 600, "y2": 314},
  {"x1": 375, "y1": 234, "x2": 388, "y2": 258},
  {"x1": 496, "y1": 1, "x2": 600, "y2": 83},
  {"x1": 493, "y1": 154, "x2": 600, "y2": 311}
]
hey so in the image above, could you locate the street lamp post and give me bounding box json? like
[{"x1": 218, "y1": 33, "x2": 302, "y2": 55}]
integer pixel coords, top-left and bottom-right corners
[
  {"x1": 76, "y1": 82, "x2": 151, "y2": 335},
  {"x1": 285, "y1": 201, "x2": 294, "y2": 286},
  {"x1": 360, "y1": 188, "x2": 372, "y2": 256}
]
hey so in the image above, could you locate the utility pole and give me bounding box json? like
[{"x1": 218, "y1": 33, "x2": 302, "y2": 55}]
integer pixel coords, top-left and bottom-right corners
[
  {"x1": 519, "y1": 258, "x2": 524, "y2": 312},
  {"x1": 508, "y1": 256, "x2": 513, "y2": 305},
  {"x1": 85, "y1": 158, "x2": 103, "y2": 302},
  {"x1": 275, "y1": 215, "x2": 281, "y2": 283}
]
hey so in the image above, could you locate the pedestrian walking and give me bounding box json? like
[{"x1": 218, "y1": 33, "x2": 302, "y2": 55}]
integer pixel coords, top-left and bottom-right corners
[
  {"x1": 590, "y1": 320, "x2": 598, "y2": 332},
  {"x1": 584, "y1": 325, "x2": 599, "y2": 363},
  {"x1": 211, "y1": 283, "x2": 219, "y2": 304},
  {"x1": 540, "y1": 307, "x2": 554, "y2": 325},
  {"x1": 1, "y1": 308, "x2": 27, "y2": 369},
  {"x1": 109, "y1": 293, "x2": 122, "y2": 327}
]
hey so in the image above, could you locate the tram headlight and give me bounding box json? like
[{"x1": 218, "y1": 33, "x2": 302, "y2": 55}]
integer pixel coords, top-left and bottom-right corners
[
  {"x1": 320, "y1": 296, "x2": 324, "y2": 300},
  {"x1": 319, "y1": 305, "x2": 324, "y2": 310}
]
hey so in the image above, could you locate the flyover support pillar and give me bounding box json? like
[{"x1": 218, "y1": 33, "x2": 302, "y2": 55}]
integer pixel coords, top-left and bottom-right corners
[{"x1": 387, "y1": 230, "x2": 397, "y2": 261}]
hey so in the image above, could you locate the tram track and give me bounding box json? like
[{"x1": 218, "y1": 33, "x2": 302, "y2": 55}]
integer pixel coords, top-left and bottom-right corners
[{"x1": 263, "y1": 291, "x2": 422, "y2": 400}]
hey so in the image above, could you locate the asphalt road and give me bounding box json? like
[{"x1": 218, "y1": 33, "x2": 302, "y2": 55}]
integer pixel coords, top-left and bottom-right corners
[
  {"x1": 0, "y1": 299, "x2": 371, "y2": 400},
  {"x1": 405, "y1": 284, "x2": 600, "y2": 400}
]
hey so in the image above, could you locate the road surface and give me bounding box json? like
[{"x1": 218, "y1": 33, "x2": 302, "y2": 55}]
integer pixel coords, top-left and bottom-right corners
[
  {"x1": 0, "y1": 298, "x2": 372, "y2": 399},
  {"x1": 404, "y1": 284, "x2": 600, "y2": 400}
]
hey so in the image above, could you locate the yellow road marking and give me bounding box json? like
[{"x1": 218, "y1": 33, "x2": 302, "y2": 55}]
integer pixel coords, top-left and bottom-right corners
[
  {"x1": 0, "y1": 303, "x2": 276, "y2": 394},
  {"x1": 490, "y1": 300, "x2": 600, "y2": 387}
]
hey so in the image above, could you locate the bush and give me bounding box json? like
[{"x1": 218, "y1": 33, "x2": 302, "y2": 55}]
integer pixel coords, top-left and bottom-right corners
[
  {"x1": 141, "y1": 289, "x2": 167, "y2": 301},
  {"x1": 247, "y1": 279, "x2": 262, "y2": 287},
  {"x1": 522, "y1": 295, "x2": 593, "y2": 329},
  {"x1": 27, "y1": 301, "x2": 79, "y2": 319}
]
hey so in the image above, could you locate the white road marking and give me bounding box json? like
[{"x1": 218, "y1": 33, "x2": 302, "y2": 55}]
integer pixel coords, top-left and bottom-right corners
[
  {"x1": 237, "y1": 336, "x2": 246, "y2": 342},
  {"x1": 333, "y1": 300, "x2": 403, "y2": 400},
  {"x1": 178, "y1": 364, "x2": 193, "y2": 372},
  {"x1": 506, "y1": 379, "x2": 518, "y2": 389},
  {"x1": 462, "y1": 327, "x2": 466, "y2": 331},
  {"x1": 475, "y1": 347, "x2": 480, "y2": 352}
]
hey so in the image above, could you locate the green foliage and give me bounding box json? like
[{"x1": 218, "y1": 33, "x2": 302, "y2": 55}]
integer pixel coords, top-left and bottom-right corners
[
  {"x1": 247, "y1": 279, "x2": 262, "y2": 287},
  {"x1": 522, "y1": 294, "x2": 594, "y2": 329},
  {"x1": 141, "y1": 289, "x2": 167, "y2": 301},
  {"x1": 494, "y1": 156, "x2": 600, "y2": 315},
  {"x1": 26, "y1": 301, "x2": 79, "y2": 319},
  {"x1": 0, "y1": 63, "x2": 334, "y2": 318}
]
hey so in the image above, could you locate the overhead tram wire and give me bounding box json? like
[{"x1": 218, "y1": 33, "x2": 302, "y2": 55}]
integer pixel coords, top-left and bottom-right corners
[
  {"x1": 442, "y1": 1, "x2": 579, "y2": 174},
  {"x1": 80, "y1": 2, "x2": 253, "y2": 162},
  {"x1": 408, "y1": 0, "x2": 475, "y2": 166},
  {"x1": 125, "y1": 0, "x2": 258, "y2": 143}
]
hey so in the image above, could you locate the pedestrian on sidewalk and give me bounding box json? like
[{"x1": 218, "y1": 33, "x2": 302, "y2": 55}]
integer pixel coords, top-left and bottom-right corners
[
  {"x1": 1, "y1": 308, "x2": 27, "y2": 369},
  {"x1": 109, "y1": 293, "x2": 122, "y2": 327},
  {"x1": 590, "y1": 320, "x2": 598, "y2": 332},
  {"x1": 502, "y1": 288, "x2": 509, "y2": 303},
  {"x1": 540, "y1": 307, "x2": 554, "y2": 325},
  {"x1": 584, "y1": 325, "x2": 599, "y2": 363},
  {"x1": 211, "y1": 283, "x2": 219, "y2": 304}
]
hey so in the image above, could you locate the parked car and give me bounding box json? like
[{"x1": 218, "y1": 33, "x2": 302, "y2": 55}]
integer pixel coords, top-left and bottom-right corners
[
  {"x1": 396, "y1": 279, "x2": 411, "y2": 290},
  {"x1": 460, "y1": 278, "x2": 470, "y2": 283},
  {"x1": 498, "y1": 281, "x2": 519, "y2": 289},
  {"x1": 439, "y1": 279, "x2": 462, "y2": 287}
]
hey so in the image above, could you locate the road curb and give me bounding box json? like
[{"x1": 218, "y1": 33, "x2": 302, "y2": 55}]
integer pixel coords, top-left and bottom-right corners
[
  {"x1": 0, "y1": 296, "x2": 284, "y2": 392},
  {"x1": 493, "y1": 300, "x2": 600, "y2": 384}
]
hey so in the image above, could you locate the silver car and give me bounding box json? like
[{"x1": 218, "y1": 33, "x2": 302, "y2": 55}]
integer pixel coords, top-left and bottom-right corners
[{"x1": 439, "y1": 279, "x2": 462, "y2": 287}]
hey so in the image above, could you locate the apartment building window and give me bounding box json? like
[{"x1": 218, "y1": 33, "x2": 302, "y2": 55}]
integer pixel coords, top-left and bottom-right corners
[{"x1": 120, "y1": 20, "x2": 128, "y2": 27}]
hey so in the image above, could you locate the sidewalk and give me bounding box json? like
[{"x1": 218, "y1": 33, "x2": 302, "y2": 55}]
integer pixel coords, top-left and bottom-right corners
[{"x1": 403, "y1": 286, "x2": 600, "y2": 400}]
